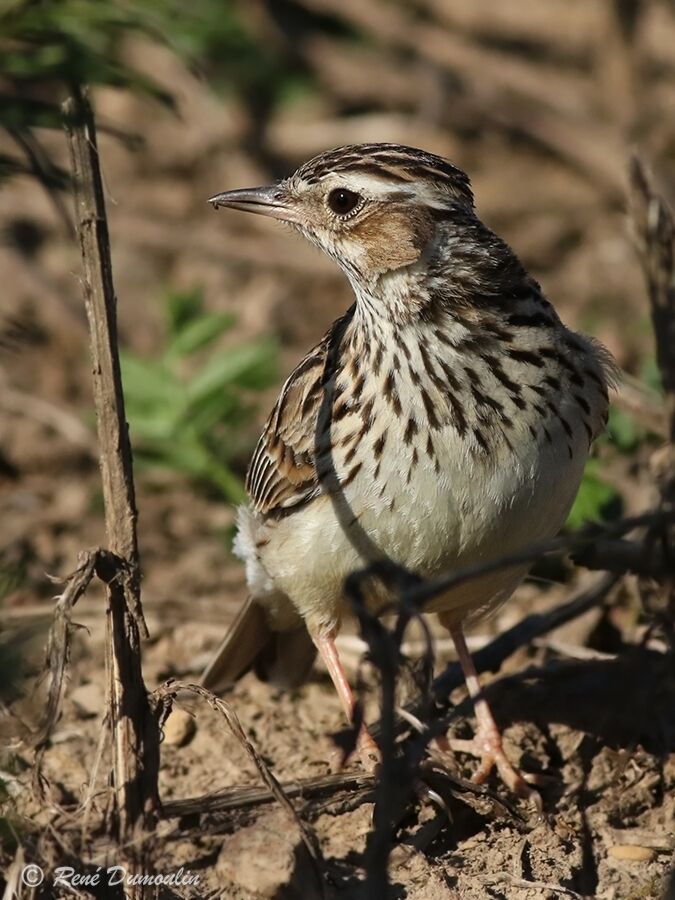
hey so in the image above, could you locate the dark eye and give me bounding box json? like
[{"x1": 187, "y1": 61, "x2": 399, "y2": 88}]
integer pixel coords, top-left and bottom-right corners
[{"x1": 327, "y1": 188, "x2": 361, "y2": 216}]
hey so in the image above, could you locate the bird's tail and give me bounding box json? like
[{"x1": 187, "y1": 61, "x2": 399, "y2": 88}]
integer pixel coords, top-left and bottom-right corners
[{"x1": 200, "y1": 596, "x2": 316, "y2": 692}]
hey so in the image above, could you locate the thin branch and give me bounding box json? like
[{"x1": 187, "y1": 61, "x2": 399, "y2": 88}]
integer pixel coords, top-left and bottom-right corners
[
  {"x1": 630, "y1": 157, "x2": 675, "y2": 446},
  {"x1": 571, "y1": 537, "x2": 670, "y2": 578},
  {"x1": 33, "y1": 551, "x2": 97, "y2": 752},
  {"x1": 80, "y1": 712, "x2": 110, "y2": 847},
  {"x1": 62, "y1": 90, "x2": 143, "y2": 630},
  {"x1": 154, "y1": 681, "x2": 326, "y2": 898},
  {"x1": 629, "y1": 156, "x2": 675, "y2": 618},
  {"x1": 63, "y1": 86, "x2": 158, "y2": 891},
  {"x1": 160, "y1": 771, "x2": 375, "y2": 819},
  {"x1": 361, "y1": 508, "x2": 671, "y2": 614},
  {"x1": 29, "y1": 559, "x2": 624, "y2": 877}
]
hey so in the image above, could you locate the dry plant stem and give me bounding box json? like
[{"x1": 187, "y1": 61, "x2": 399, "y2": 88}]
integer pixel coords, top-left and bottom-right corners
[
  {"x1": 418, "y1": 510, "x2": 670, "y2": 610},
  {"x1": 615, "y1": 371, "x2": 666, "y2": 438},
  {"x1": 63, "y1": 91, "x2": 144, "y2": 628},
  {"x1": 479, "y1": 871, "x2": 584, "y2": 899},
  {"x1": 362, "y1": 615, "x2": 400, "y2": 900},
  {"x1": 35, "y1": 551, "x2": 97, "y2": 752},
  {"x1": 154, "y1": 682, "x2": 326, "y2": 898},
  {"x1": 161, "y1": 771, "x2": 375, "y2": 819},
  {"x1": 2, "y1": 846, "x2": 26, "y2": 900},
  {"x1": 630, "y1": 159, "x2": 675, "y2": 447},
  {"x1": 629, "y1": 157, "x2": 675, "y2": 613},
  {"x1": 63, "y1": 87, "x2": 158, "y2": 889},
  {"x1": 80, "y1": 711, "x2": 110, "y2": 848}
]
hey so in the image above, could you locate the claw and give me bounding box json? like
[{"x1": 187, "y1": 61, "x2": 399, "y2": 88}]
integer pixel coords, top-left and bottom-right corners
[
  {"x1": 413, "y1": 780, "x2": 452, "y2": 818},
  {"x1": 357, "y1": 728, "x2": 381, "y2": 772},
  {"x1": 445, "y1": 729, "x2": 542, "y2": 813},
  {"x1": 329, "y1": 724, "x2": 381, "y2": 772}
]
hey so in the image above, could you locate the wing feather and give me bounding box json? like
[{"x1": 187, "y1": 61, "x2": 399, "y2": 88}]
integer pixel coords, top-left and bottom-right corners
[{"x1": 246, "y1": 309, "x2": 354, "y2": 517}]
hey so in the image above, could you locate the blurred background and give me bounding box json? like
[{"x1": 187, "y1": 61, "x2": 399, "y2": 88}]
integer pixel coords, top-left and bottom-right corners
[{"x1": 1, "y1": 0, "x2": 673, "y2": 683}]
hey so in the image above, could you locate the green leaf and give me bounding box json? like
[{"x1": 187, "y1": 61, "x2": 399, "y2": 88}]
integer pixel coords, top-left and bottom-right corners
[
  {"x1": 187, "y1": 338, "x2": 277, "y2": 402},
  {"x1": 117, "y1": 294, "x2": 278, "y2": 500},
  {"x1": 640, "y1": 355, "x2": 662, "y2": 393},
  {"x1": 567, "y1": 462, "x2": 622, "y2": 529},
  {"x1": 120, "y1": 353, "x2": 178, "y2": 406},
  {"x1": 203, "y1": 461, "x2": 247, "y2": 503},
  {"x1": 144, "y1": 437, "x2": 246, "y2": 503},
  {"x1": 182, "y1": 387, "x2": 239, "y2": 433},
  {"x1": 166, "y1": 288, "x2": 204, "y2": 336},
  {"x1": 606, "y1": 407, "x2": 641, "y2": 453},
  {"x1": 127, "y1": 409, "x2": 181, "y2": 442},
  {"x1": 166, "y1": 311, "x2": 236, "y2": 359}
]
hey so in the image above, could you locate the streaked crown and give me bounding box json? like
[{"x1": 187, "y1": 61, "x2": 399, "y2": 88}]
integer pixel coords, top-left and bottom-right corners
[{"x1": 292, "y1": 143, "x2": 474, "y2": 209}]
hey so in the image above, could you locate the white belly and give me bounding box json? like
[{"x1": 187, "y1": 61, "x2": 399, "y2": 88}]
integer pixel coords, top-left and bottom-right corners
[{"x1": 236, "y1": 404, "x2": 588, "y2": 633}]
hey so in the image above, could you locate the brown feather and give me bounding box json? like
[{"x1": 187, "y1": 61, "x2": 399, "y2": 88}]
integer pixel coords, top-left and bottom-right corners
[
  {"x1": 200, "y1": 597, "x2": 271, "y2": 691},
  {"x1": 245, "y1": 308, "x2": 354, "y2": 518},
  {"x1": 200, "y1": 597, "x2": 316, "y2": 691}
]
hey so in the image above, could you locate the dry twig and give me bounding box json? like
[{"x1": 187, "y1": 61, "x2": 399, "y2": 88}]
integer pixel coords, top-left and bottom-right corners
[
  {"x1": 62, "y1": 86, "x2": 159, "y2": 892},
  {"x1": 629, "y1": 157, "x2": 675, "y2": 620},
  {"x1": 34, "y1": 551, "x2": 97, "y2": 753},
  {"x1": 154, "y1": 681, "x2": 327, "y2": 898},
  {"x1": 161, "y1": 770, "x2": 374, "y2": 819},
  {"x1": 479, "y1": 871, "x2": 585, "y2": 899}
]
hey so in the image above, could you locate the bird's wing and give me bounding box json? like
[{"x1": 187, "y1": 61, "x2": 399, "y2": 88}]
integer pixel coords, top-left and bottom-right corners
[{"x1": 246, "y1": 309, "x2": 353, "y2": 518}]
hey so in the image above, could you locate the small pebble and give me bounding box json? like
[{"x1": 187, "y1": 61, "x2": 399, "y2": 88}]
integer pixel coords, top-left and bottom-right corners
[
  {"x1": 608, "y1": 845, "x2": 656, "y2": 862},
  {"x1": 163, "y1": 709, "x2": 196, "y2": 747}
]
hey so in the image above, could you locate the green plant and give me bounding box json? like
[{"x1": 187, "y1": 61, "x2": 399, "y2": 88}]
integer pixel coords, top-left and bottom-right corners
[
  {"x1": 0, "y1": 0, "x2": 312, "y2": 192},
  {"x1": 567, "y1": 360, "x2": 664, "y2": 528},
  {"x1": 121, "y1": 289, "x2": 277, "y2": 502},
  {"x1": 1, "y1": 0, "x2": 173, "y2": 189},
  {"x1": 567, "y1": 458, "x2": 623, "y2": 529}
]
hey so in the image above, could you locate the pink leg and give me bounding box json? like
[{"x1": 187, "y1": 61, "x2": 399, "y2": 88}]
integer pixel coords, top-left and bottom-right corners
[
  {"x1": 312, "y1": 629, "x2": 380, "y2": 770},
  {"x1": 446, "y1": 624, "x2": 538, "y2": 801}
]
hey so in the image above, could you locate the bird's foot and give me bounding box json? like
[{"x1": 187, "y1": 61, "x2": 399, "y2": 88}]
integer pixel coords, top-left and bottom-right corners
[
  {"x1": 357, "y1": 727, "x2": 381, "y2": 772},
  {"x1": 329, "y1": 724, "x2": 381, "y2": 773},
  {"x1": 438, "y1": 725, "x2": 543, "y2": 811}
]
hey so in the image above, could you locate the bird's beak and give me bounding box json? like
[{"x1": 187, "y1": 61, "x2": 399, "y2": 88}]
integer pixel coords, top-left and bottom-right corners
[{"x1": 208, "y1": 185, "x2": 300, "y2": 224}]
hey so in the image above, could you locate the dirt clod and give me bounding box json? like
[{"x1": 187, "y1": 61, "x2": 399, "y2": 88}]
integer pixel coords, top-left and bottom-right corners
[
  {"x1": 162, "y1": 708, "x2": 197, "y2": 747},
  {"x1": 608, "y1": 845, "x2": 657, "y2": 863}
]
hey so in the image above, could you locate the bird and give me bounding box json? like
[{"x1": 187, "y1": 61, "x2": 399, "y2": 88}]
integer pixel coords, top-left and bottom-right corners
[{"x1": 201, "y1": 143, "x2": 612, "y2": 796}]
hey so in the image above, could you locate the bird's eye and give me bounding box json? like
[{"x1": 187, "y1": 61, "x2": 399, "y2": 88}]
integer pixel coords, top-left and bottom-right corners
[{"x1": 327, "y1": 188, "x2": 361, "y2": 216}]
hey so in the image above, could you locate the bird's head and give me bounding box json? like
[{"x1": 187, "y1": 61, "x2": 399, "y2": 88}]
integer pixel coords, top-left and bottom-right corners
[{"x1": 210, "y1": 144, "x2": 475, "y2": 293}]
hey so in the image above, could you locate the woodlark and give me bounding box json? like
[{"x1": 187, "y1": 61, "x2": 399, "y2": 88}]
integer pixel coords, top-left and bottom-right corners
[{"x1": 202, "y1": 143, "x2": 612, "y2": 796}]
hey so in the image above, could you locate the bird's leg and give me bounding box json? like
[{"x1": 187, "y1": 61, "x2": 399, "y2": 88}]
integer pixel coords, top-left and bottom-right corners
[
  {"x1": 311, "y1": 628, "x2": 380, "y2": 771},
  {"x1": 443, "y1": 622, "x2": 537, "y2": 800}
]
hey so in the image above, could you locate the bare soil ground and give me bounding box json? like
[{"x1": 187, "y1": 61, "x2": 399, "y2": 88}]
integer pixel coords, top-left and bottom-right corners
[
  {"x1": 2, "y1": 13, "x2": 675, "y2": 896},
  {"x1": 4, "y1": 467, "x2": 674, "y2": 898}
]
